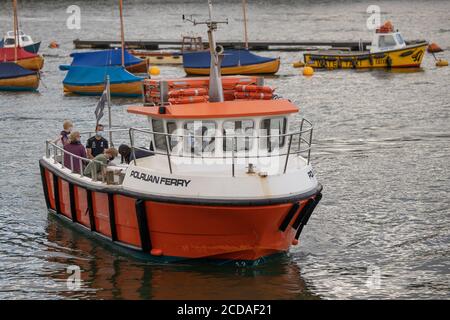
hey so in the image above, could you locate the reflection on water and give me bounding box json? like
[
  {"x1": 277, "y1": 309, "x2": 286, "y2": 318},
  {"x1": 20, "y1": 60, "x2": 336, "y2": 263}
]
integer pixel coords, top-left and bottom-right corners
[{"x1": 46, "y1": 215, "x2": 318, "y2": 300}]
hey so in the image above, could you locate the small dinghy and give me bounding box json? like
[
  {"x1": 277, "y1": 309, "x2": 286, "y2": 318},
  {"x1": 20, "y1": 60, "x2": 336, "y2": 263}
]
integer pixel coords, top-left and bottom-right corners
[
  {"x1": 0, "y1": 30, "x2": 41, "y2": 54},
  {"x1": 59, "y1": 49, "x2": 148, "y2": 74},
  {"x1": 183, "y1": 49, "x2": 280, "y2": 75},
  {"x1": 62, "y1": 65, "x2": 143, "y2": 97},
  {"x1": 0, "y1": 61, "x2": 39, "y2": 91}
]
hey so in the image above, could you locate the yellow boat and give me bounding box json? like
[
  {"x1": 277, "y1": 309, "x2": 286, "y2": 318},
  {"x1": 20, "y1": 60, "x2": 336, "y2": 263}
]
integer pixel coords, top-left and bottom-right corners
[{"x1": 303, "y1": 22, "x2": 428, "y2": 69}]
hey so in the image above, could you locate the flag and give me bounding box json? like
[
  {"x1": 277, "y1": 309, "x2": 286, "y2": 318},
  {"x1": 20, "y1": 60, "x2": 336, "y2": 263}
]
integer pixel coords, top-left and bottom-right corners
[{"x1": 94, "y1": 88, "x2": 107, "y2": 122}]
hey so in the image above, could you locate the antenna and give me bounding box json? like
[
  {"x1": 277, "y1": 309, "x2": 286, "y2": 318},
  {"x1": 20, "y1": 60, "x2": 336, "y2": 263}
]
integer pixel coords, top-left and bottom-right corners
[{"x1": 183, "y1": 0, "x2": 228, "y2": 102}]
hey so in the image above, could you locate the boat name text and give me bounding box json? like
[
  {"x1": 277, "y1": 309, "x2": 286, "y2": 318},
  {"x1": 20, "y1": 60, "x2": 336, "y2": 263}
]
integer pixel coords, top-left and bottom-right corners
[{"x1": 130, "y1": 170, "x2": 191, "y2": 187}]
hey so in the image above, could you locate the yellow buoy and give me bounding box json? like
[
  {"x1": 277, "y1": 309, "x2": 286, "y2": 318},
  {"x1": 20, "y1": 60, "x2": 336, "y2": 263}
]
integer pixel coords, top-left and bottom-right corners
[
  {"x1": 148, "y1": 66, "x2": 161, "y2": 76},
  {"x1": 303, "y1": 66, "x2": 314, "y2": 76},
  {"x1": 293, "y1": 61, "x2": 305, "y2": 68},
  {"x1": 436, "y1": 59, "x2": 448, "y2": 67}
]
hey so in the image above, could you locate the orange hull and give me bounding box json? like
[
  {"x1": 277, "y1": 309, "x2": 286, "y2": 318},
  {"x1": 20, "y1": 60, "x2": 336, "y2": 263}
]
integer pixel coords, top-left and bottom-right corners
[{"x1": 40, "y1": 160, "x2": 321, "y2": 263}]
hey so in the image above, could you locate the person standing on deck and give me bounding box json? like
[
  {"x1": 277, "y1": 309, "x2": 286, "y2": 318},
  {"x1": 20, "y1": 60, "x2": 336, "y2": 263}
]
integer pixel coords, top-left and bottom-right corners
[
  {"x1": 86, "y1": 124, "x2": 109, "y2": 159},
  {"x1": 63, "y1": 131, "x2": 87, "y2": 174}
]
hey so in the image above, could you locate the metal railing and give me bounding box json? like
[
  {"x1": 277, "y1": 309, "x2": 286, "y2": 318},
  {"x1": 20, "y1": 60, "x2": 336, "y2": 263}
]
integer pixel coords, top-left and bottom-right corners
[
  {"x1": 128, "y1": 118, "x2": 313, "y2": 176},
  {"x1": 45, "y1": 140, "x2": 111, "y2": 182},
  {"x1": 45, "y1": 119, "x2": 313, "y2": 180}
]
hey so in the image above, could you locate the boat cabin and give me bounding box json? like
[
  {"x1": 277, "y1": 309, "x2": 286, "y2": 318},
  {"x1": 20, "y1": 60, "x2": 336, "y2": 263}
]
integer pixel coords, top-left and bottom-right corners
[
  {"x1": 370, "y1": 22, "x2": 406, "y2": 53},
  {"x1": 128, "y1": 99, "x2": 299, "y2": 159},
  {"x1": 3, "y1": 30, "x2": 34, "y2": 47}
]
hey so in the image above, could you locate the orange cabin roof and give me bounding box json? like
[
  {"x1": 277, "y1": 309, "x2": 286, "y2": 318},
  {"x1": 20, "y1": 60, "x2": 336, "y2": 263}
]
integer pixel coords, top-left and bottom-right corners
[{"x1": 127, "y1": 99, "x2": 299, "y2": 119}]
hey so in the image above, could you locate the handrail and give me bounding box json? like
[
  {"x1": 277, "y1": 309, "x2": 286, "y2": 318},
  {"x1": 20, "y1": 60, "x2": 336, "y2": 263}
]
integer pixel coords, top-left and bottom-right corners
[
  {"x1": 45, "y1": 140, "x2": 112, "y2": 183},
  {"x1": 128, "y1": 118, "x2": 314, "y2": 175},
  {"x1": 45, "y1": 119, "x2": 314, "y2": 179}
]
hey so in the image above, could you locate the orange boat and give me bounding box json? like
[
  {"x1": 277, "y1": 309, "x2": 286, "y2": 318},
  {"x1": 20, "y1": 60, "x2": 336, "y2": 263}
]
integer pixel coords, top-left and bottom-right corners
[{"x1": 39, "y1": 9, "x2": 322, "y2": 265}]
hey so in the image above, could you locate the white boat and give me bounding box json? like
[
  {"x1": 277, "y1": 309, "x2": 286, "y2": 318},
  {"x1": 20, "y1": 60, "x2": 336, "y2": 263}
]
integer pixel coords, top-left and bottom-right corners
[{"x1": 0, "y1": 30, "x2": 41, "y2": 54}]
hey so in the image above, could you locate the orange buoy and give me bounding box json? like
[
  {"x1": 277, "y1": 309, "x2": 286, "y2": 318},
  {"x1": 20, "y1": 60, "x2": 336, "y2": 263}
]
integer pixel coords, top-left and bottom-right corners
[
  {"x1": 428, "y1": 43, "x2": 443, "y2": 53},
  {"x1": 151, "y1": 248, "x2": 163, "y2": 256},
  {"x1": 303, "y1": 66, "x2": 314, "y2": 76},
  {"x1": 48, "y1": 41, "x2": 59, "y2": 49},
  {"x1": 292, "y1": 239, "x2": 299, "y2": 246},
  {"x1": 377, "y1": 21, "x2": 394, "y2": 33}
]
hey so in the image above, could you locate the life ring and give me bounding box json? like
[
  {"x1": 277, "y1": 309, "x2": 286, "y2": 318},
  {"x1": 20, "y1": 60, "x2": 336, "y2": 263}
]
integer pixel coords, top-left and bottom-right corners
[{"x1": 235, "y1": 85, "x2": 273, "y2": 94}]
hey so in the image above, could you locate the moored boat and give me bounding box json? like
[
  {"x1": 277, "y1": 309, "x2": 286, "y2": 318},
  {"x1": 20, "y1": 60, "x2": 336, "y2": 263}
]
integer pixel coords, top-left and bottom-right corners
[
  {"x1": 0, "y1": 61, "x2": 39, "y2": 91},
  {"x1": 62, "y1": 65, "x2": 144, "y2": 97},
  {"x1": 59, "y1": 49, "x2": 148, "y2": 74},
  {"x1": 40, "y1": 4, "x2": 322, "y2": 265},
  {"x1": 303, "y1": 21, "x2": 428, "y2": 69},
  {"x1": 183, "y1": 49, "x2": 280, "y2": 75}
]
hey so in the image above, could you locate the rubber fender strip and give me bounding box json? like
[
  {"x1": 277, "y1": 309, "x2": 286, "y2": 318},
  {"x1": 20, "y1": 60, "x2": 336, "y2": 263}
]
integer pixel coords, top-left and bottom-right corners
[
  {"x1": 135, "y1": 199, "x2": 152, "y2": 252},
  {"x1": 292, "y1": 199, "x2": 315, "y2": 229},
  {"x1": 108, "y1": 193, "x2": 118, "y2": 242},
  {"x1": 39, "y1": 165, "x2": 50, "y2": 210},
  {"x1": 52, "y1": 173, "x2": 61, "y2": 214},
  {"x1": 68, "y1": 183, "x2": 77, "y2": 223},
  {"x1": 400, "y1": 50, "x2": 414, "y2": 57},
  {"x1": 295, "y1": 193, "x2": 323, "y2": 240},
  {"x1": 86, "y1": 190, "x2": 96, "y2": 232},
  {"x1": 279, "y1": 202, "x2": 301, "y2": 232}
]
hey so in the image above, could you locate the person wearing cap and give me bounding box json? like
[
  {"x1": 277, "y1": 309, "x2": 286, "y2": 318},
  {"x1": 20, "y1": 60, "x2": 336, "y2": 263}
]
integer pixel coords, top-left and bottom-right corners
[{"x1": 86, "y1": 124, "x2": 109, "y2": 159}]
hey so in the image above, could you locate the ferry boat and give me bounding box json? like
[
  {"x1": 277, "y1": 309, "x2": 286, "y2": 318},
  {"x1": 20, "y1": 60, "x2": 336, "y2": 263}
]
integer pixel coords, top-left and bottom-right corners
[
  {"x1": 303, "y1": 21, "x2": 428, "y2": 69},
  {"x1": 39, "y1": 4, "x2": 322, "y2": 265}
]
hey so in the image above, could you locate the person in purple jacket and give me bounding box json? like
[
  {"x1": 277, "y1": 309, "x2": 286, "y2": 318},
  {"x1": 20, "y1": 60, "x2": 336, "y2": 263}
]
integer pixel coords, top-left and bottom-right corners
[{"x1": 63, "y1": 131, "x2": 87, "y2": 174}]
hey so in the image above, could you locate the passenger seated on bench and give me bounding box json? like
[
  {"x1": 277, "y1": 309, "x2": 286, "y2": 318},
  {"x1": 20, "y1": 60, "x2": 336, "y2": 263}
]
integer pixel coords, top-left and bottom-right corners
[
  {"x1": 84, "y1": 148, "x2": 118, "y2": 178},
  {"x1": 63, "y1": 131, "x2": 86, "y2": 174},
  {"x1": 118, "y1": 144, "x2": 153, "y2": 164}
]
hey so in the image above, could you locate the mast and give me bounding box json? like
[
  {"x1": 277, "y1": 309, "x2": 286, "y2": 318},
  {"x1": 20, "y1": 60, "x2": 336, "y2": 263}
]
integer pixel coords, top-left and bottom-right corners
[
  {"x1": 12, "y1": 0, "x2": 18, "y2": 62},
  {"x1": 119, "y1": 0, "x2": 125, "y2": 67},
  {"x1": 206, "y1": 0, "x2": 224, "y2": 102},
  {"x1": 242, "y1": 0, "x2": 249, "y2": 50},
  {"x1": 183, "y1": 0, "x2": 228, "y2": 102}
]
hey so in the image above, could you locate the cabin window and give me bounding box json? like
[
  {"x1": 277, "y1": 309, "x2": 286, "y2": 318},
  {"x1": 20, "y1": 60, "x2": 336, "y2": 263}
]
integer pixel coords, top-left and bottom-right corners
[
  {"x1": 151, "y1": 119, "x2": 167, "y2": 150},
  {"x1": 166, "y1": 121, "x2": 178, "y2": 150},
  {"x1": 184, "y1": 121, "x2": 217, "y2": 153},
  {"x1": 395, "y1": 33, "x2": 405, "y2": 45},
  {"x1": 223, "y1": 120, "x2": 254, "y2": 152},
  {"x1": 378, "y1": 35, "x2": 397, "y2": 48},
  {"x1": 260, "y1": 117, "x2": 287, "y2": 152},
  {"x1": 4, "y1": 39, "x2": 15, "y2": 45}
]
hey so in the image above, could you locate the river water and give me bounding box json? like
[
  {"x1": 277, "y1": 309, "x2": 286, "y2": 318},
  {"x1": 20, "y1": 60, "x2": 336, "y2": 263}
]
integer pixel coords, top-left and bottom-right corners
[{"x1": 0, "y1": 0, "x2": 449, "y2": 299}]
